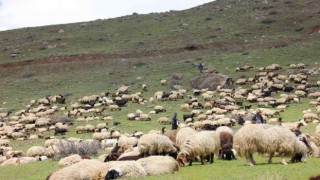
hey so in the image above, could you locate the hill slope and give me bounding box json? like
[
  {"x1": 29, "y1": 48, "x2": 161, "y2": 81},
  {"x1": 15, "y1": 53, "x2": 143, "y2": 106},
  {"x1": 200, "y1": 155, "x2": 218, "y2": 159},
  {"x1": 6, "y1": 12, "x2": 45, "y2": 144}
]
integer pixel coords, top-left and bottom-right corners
[{"x1": 0, "y1": 0, "x2": 319, "y2": 64}]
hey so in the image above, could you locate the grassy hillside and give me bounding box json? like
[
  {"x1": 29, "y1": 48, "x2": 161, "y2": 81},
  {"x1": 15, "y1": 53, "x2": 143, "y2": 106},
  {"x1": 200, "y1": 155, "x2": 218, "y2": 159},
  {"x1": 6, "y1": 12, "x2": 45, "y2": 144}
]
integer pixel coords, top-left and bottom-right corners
[
  {"x1": 0, "y1": 0, "x2": 319, "y2": 63},
  {"x1": 0, "y1": 0, "x2": 320, "y2": 179}
]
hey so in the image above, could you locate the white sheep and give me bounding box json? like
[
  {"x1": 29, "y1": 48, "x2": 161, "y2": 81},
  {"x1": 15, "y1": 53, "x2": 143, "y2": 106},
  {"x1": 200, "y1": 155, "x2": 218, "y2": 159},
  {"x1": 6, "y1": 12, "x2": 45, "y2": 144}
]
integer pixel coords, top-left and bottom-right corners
[
  {"x1": 176, "y1": 130, "x2": 220, "y2": 166},
  {"x1": 137, "y1": 156, "x2": 179, "y2": 175},
  {"x1": 27, "y1": 146, "x2": 48, "y2": 157},
  {"x1": 58, "y1": 154, "x2": 83, "y2": 167},
  {"x1": 234, "y1": 124, "x2": 308, "y2": 166},
  {"x1": 157, "y1": 117, "x2": 171, "y2": 125},
  {"x1": 138, "y1": 133, "x2": 176, "y2": 156},
  {"x1": 99, "y1": 161, "x2": 147, "y2": 180},
  {"x1": 175, "y1": 127, "x2": 197, "y2": 149},
  {"x1": 117, "y1": 136, "x2": 138, "y2": 148},
  {"x1": 47, "y1": 159, "x2": 103, "y2": 180}
]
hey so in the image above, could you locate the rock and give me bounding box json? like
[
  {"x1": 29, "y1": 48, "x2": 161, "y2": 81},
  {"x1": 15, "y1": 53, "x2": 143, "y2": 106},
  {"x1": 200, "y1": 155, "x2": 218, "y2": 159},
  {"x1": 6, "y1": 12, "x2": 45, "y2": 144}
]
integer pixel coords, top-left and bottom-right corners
[{"x1": 190, "y1": 72, "x2": 233, "y2": 90}]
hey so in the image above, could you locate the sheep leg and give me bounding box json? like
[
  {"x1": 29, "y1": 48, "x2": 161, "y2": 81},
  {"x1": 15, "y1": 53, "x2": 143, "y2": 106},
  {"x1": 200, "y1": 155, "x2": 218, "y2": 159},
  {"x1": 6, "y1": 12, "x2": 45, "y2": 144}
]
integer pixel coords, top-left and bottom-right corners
[
  {"x1": 245, "y1": 152, "x2": 255, "y2": 166},
  {"x1": 249, "y1": 154, "x2": 256, "y2": 165},
  {"x1": 200, "y1": 156, "x2": 205, "y2": 165},
  {"x1": 302, "y1": 153, "x2": 307, "y2": 163},
  {"x1": 209, "y1": 153, "x2": 214, "y2": 163},
  {"x1": 281, "y1": 153, "x2": 288, "y2": 165},
  {"x1": 268, "y1": 152, "x2": 274, "y2": 164},
  {"x1": 188, "y1": 160, "x2": 193, "y2": 166}
]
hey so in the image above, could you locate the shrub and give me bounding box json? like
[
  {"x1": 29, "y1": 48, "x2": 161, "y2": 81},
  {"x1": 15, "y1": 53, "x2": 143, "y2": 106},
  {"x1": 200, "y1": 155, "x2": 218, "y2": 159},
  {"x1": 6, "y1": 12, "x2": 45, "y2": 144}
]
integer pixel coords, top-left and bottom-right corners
[{"x1": 54, "y1": 140, "x2": 100, "y2": 160}]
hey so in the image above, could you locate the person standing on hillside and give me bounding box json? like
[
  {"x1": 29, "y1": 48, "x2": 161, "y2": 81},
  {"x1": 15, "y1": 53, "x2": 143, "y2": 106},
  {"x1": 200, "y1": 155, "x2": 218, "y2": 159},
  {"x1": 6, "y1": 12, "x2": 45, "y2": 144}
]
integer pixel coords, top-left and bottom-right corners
[
  {"x1": 197, "y1": 63, "x2": 204, "y2": 73},
  {"x1": 252, "y1": 110, "x2": 264, "y2": 124},
  {"x1": 171, "y1": 112, "x2": 178, "y2": 130}
]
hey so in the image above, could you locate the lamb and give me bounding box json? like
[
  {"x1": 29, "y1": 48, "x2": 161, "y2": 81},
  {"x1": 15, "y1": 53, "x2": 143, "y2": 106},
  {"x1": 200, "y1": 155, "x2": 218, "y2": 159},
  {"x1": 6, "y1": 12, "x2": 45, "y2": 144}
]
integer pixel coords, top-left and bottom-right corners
[
  {"x1": 137, "y1": 156, "x2": 179, "y2": 175},
  {"x1": 138, "y1": 133, "x2": 177, "y2": 157},
  {"x1": 176, "y1": 130, "x2": 220, "y2": 166},
  {"x1": 58, "y1": 154, "x2": 83, "y2": 167},
  {"x1": 234, "y1": 124, "x2": 308, "y2": 166}
]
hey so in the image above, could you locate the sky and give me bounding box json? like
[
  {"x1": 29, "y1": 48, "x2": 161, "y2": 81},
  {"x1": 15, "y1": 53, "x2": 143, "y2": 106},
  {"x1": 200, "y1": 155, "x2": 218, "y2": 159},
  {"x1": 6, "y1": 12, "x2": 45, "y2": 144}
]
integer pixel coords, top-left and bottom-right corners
[{"x1": 0, "y1": 0, "x2": 214, "y2": 31}]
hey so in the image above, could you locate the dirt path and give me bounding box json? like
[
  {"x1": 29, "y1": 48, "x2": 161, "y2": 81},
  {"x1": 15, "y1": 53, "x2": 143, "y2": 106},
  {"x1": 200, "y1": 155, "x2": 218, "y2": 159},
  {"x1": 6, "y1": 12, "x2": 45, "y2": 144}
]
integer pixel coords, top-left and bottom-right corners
[{"x1": 0, "y1": 38, "x2": 294, "y2": 69}]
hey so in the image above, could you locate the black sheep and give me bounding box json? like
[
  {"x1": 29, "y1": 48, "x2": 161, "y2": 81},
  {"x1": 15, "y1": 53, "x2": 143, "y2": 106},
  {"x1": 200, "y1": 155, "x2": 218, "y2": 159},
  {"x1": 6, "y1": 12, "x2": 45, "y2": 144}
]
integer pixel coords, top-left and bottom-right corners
[
  {"x1": 114, "y1": 99, "x2": 128, "y2": 107},
  {"x1": 244, "y1": 105, "x2": 251, "y2": 110},
  {"x1": 111, "y1": 143, "x2": 121, "y2": 153},
  {"x1": 183, "y1": 113, "x2": 196, "y2": 122},
  {"x1": 54, "y1": 128, "x2": 67, "y2": 135},
  {"x1": 283, "y1": 86, "x2": 294, "y2": 92},
  {"x1": 105, "y1": 169, "x2": 120, "y2": 180},
  {"x1": 220, "y1": 149, "x2": 236, "y2": 161},
  {"x1": 161, "y1": 92, "x2": 172, "y2": 101},
  {"x1": 202, "y1": 124, "x2": 218, "y2": 131}
]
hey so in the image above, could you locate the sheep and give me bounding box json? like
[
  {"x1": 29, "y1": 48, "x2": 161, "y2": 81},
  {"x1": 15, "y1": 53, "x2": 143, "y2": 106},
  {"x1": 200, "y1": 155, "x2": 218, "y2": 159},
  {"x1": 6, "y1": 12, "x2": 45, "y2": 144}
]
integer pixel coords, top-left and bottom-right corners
[
  {"x1": 58, "y1": 154, "x2": 83, "y2": 167},
  {"x1": 137, "y1": 156, "x2": 179, "y2": 175},
  {"x1": 176, "y1": 130, "x2": 220, "y2": 166},
  {"x1": 233, "y1": 124, "x2": 308, "y2": 166},
  {"x1": 27, "y1": 146, "x2": 47, "y2": 157},
  {"x1": 47, "y1": 159, "x2": 103, "y2": 180},
  {"x1": 183, "y1": 113, "x2": 195, "y2": 122},
  {"x1": 175, "y1": 127, "x2": 196, "y2": 148},
  {"x1": 138, "y1": 133, "x2": 177, "y2": 157},
  {"x1": 303, "y1": 113, "x2": 319, "y2": 123},
  {"x1": 157, "y1": 117, "x2": 171, "y2": 125},
  {"x1": 117, "y1": 136, "x2": 138, "y2": 148},
  {"x1": 180, "y1": 103, "x2": 190, "y2": 111},
  {"x1": 75, "y1": 126, "x2": 85, "y2": 134},
  {"x1": 102, "y1": 161, "x2": 147, "y2": 180},
  {"x1": 154, "y1": 105, "x2": 166, "y2": 113},
  {"x1": 138, "y1": 113, "x2": 151, "y2": 121},
  {"x1": 160, "y1": 79, "x2": 167, "y2": 86},
  {"x1": 109, "y1": 104, "x2": 121, "y2": 111}
]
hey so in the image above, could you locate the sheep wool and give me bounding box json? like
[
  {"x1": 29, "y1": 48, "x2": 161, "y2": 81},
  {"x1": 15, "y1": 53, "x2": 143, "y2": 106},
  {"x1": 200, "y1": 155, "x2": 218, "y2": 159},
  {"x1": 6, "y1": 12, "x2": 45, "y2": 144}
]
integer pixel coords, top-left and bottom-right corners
[
  {"x1": 26, "y1": 146, "x2": 47, "y2": 157},
  {"x1": 137, "y1": 156, "x2": 179, "y2": 175},
  {"x1": 177, "y1": 131, "x2": 220, "y2": 166},
  {"x1": 175, "y1": 127, "x2": 197, "y2": 149},
  {"x1": 138, "y1": 133, "x2": 177, "y2": 156},
  {"x1": 58, "y1": 154, "x2": 83, "y2": 167},
  {"x1": 48, "y1": 159, "x2": 103, "y2": 180},
  {"x1": 92, "y1": 161, "x2": 147, "y2": 180},
  {"x1": 234, "y1": 124, "x2": 307, "y2": 166}
]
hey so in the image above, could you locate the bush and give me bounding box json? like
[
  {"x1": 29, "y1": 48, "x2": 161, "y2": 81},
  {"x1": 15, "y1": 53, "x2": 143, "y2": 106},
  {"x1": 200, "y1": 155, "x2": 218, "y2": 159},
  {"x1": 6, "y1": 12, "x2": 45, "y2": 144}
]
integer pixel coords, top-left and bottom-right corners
[{"x1": 54, "y1": 140, "x2": 100, "y2": 160}]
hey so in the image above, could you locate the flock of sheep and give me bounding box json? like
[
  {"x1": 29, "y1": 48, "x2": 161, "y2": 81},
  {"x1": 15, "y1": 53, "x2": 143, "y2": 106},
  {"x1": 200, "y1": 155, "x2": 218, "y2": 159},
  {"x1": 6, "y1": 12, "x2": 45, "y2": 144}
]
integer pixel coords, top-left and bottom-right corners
[{"x1": 0, "y1": 62, "x2": 320, "y2": 179}]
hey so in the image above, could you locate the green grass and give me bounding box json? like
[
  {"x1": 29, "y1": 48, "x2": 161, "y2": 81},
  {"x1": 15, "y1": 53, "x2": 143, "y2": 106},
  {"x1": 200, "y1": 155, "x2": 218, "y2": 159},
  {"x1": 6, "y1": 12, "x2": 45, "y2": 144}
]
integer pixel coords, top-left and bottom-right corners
[{"x1": 0, "y1": 0, "x2": 319, "y2": 179}]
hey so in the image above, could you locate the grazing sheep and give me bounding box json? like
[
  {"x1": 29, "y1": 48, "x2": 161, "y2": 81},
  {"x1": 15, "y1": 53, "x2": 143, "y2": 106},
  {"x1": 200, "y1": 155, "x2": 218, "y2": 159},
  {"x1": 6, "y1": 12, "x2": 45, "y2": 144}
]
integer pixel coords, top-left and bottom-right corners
[
  {"x1": 27, "y1": 146, "x2": 48, "y2": 157},
  {"x1": 234, "y1": 124, "x2": 308, "y2": 166},
  {"x1": 137, "y1": 156, "x2": 179, "y2": 175},
  {"x1": 160, "y1": 79, "x2": 167, "y2": 86},
  {"x1": 157, "y1": 117, "x2": 171, "y2": 125},
  {"x1": 154, "y1": 105, "x2": 166, "y2": 113},
  {"x1": 117, "y1": 136, "x2": 138, "y2": 148},
  {"x1": 176, "y1": 131, "x2": 220, "y2": 166},
  {"x1": 109, "y1": 105, "x2": 121, "y2": 111},
  {"x1": 58, "y1": 154, "x2": 83, "y2": 167},
  {"x1": 175, "y1": 127, "x2": 197, "y2": 149},
  {"x1": 138, "y1": 133, "x2": 177, "y2": 157}
]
